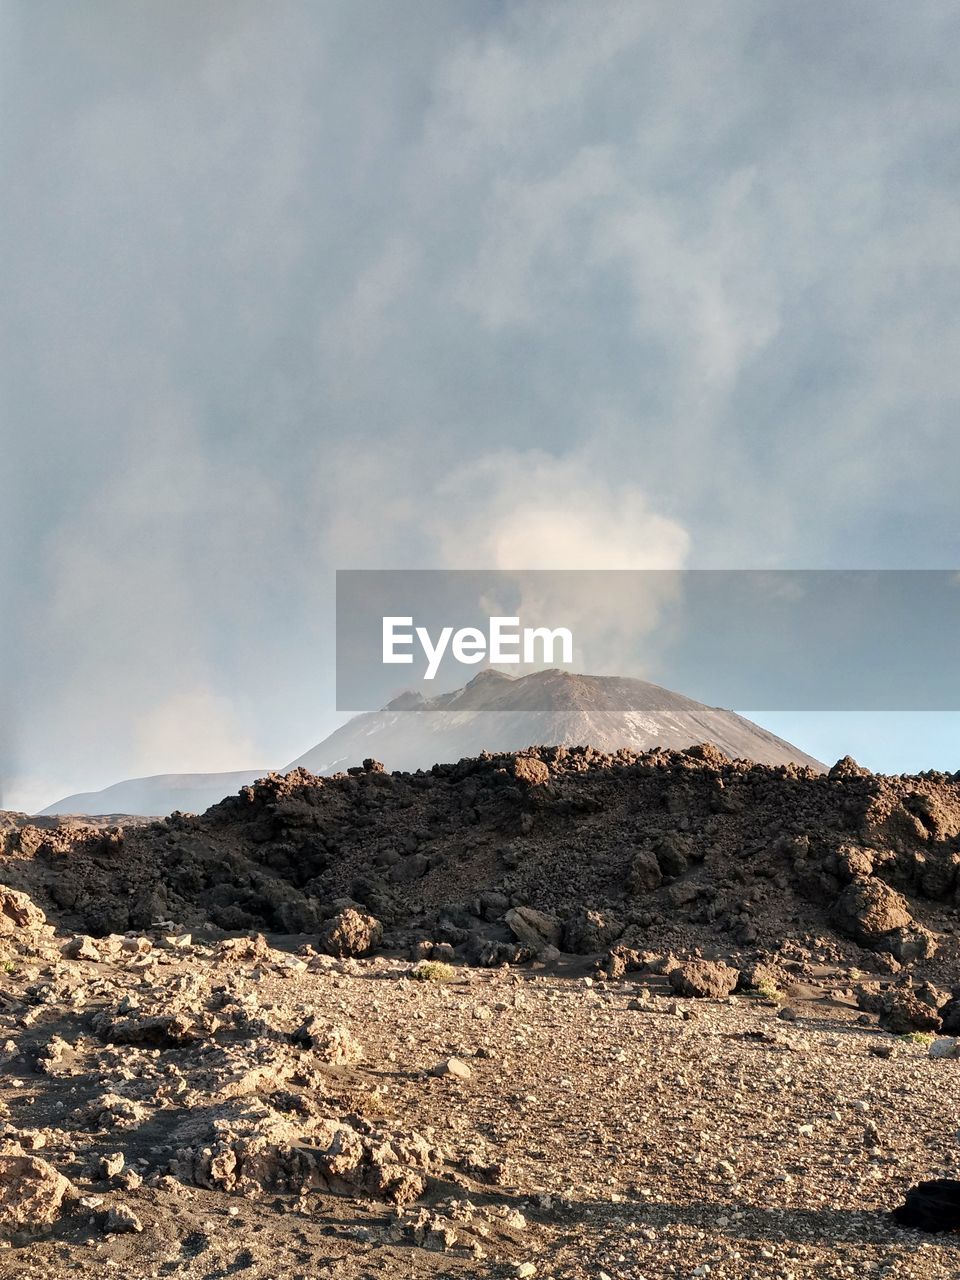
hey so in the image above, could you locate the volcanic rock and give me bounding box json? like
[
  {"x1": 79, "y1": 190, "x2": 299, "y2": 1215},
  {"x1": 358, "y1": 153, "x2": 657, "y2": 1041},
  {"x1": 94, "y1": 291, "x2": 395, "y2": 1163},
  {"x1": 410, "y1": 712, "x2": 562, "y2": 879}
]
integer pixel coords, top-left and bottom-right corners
[
  {"x1": 669, "y1": 960, "x2": 739, "y2": 1000},
  {"x1": 938, "y1": 994, "x2": 960, "y2": 1036},
  {"x1": 104, "y1": 1203, "x2": 142, "y2": 1234},
  {"x1": 319, "y1": 908, "x2": 383, "y2": 958},
  {"x1": 627, "y1": 850, "x2": 663, "y2": 894},
  {"x1": 929, "y1": 1037, "x2": 960, "y2": 1060},
  {"x1": 561, "y1": 910, "x2": 624, "y2": 955},
  {"x1": 513, "y1": 756, "x2": 551, "y2": 788},
  {"x1": 291, "y1": 1016, "x2": 362, "y2": 1065},
  {"x1": 505, "y1": 907, "x2": 562, "y2": 953},
  {"x1": 877, "y1": 988, "x2": 942, "y2": 1035},
  {"x1": 430, "y1": 1057, "x2": 473, "y2": 1081},
  {"x1": 0, "y1": 887, "x2": 46, "y2": 932},
  {"x1": 830, "y1": 877, "x2": 914, "y2": 950},
  {"x1": 0, "y1": 1149, "x2": 75, "y2": 1237},
  {"x1": 62, "y1": 935, "x2": 101, "y2": 961}
]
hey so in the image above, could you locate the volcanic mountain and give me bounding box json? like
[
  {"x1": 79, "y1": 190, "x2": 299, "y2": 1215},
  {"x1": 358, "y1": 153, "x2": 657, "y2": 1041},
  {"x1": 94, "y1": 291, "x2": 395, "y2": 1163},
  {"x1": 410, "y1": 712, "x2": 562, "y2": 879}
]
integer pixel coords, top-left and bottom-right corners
[
  {"x1": 285, "y1": 668, "x2": 824, "y2": 775},
  {"x1": 39, "y1": 669, "x2": 822, "y2": 816}
]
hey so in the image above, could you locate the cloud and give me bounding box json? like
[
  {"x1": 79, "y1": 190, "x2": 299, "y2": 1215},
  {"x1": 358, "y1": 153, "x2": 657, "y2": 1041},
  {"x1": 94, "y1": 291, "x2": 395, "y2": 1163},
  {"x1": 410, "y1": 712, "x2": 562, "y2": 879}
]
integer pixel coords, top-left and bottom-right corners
[
  {"x1": 323, "y1": 237, "x2": 419, "y2": 370},
  {"x1": 4, "y1": 2, "x2": 960, "y2": 805},
  {"x1": 588, "y1": 166, "x2": 783, "y2": 390},
  {"x1": 427, "y1": 450, "x2": 689, "y2": 571},
  {"x1": 429, "y1": 451, "x2": 690, "y2": 677},
  {"x1": 132, "y1": 686, "x2": 260, "y2": 775},
  {"x1": 454, "y1": 147, "x2": 621, "y2": 329},
  {"x1": 321, "y1": 444, "x2": 690, "y2": 678}
]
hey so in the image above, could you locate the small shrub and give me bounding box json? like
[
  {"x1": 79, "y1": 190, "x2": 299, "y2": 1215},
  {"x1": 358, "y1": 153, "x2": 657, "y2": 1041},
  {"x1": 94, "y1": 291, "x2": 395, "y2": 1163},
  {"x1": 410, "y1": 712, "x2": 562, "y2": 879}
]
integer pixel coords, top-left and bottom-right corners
[
  {"x1": 899, "y1": 1030, "x2": 936, "y2": 1046},
  {"x1": 751, "y1": 981, "x2": 783, "y2": 1002},
  {"x1": 411, "y1": 960, "x2": 456, "y2": 983}
]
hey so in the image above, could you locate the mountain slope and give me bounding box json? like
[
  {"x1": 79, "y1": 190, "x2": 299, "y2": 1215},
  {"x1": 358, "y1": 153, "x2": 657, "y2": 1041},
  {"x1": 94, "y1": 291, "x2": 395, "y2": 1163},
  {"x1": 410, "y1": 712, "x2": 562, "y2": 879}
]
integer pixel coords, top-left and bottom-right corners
[
  {"x1": 39, "y1": 770, "x2": 268, "y2": 819},
  {"x1": 284, "y1": 669, "x2": 824, "y2": 774}
]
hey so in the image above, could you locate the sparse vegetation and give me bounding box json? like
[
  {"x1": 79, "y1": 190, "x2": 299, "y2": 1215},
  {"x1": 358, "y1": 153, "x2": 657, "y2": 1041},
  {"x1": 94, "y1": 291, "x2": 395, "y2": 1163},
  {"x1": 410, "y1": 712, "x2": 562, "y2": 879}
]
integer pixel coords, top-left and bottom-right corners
[
  {"x1": 899, "y1": 1030, "x2": 936, "y2": 1046},
  {"x1": 751, "y1": 981, "x2": 783, "y2": 1002},
  {"x1": 410, "y1": 960, "x2": 456, "y2": 983}
]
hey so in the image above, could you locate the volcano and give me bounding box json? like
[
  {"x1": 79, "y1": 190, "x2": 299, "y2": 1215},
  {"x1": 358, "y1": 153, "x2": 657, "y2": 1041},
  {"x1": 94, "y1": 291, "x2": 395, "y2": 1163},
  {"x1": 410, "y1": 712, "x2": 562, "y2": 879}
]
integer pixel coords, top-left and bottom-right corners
[{"x1": 285, "y1": 669, "x2": 824, "y2": 776}]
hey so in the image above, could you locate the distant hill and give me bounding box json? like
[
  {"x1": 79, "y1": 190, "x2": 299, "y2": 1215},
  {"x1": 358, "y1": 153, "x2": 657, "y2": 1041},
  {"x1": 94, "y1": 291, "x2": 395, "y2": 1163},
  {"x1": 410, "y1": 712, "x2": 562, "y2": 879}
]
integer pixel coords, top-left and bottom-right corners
[
  {"x1": 38, "y1": 770, "x2": 268, "y2": 819},
  {"x1": 38, "y1": 669, "x2": 823, "y2": 817}
]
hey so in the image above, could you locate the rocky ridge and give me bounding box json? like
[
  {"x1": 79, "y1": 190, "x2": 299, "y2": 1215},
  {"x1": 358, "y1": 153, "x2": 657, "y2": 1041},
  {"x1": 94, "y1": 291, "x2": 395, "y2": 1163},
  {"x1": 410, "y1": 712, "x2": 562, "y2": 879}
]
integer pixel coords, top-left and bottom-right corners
[{"x1": 8, "y1": 745, "x2": 959, "y2": 981}]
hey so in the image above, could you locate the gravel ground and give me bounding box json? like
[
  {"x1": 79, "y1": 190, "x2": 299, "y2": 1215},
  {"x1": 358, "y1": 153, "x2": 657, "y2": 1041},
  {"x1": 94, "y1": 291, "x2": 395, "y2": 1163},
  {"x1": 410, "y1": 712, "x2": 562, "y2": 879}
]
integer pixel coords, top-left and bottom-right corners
[{"x1": 0, "y1": 918, "x2": 956, "y2": 1280}]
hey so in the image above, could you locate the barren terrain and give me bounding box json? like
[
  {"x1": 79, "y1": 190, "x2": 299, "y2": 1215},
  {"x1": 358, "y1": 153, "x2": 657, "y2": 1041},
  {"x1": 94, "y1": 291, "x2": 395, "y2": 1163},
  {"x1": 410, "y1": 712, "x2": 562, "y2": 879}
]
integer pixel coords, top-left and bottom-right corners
[{"x1": 0, "y1": 745, "x2": 957, "y2": 1276}]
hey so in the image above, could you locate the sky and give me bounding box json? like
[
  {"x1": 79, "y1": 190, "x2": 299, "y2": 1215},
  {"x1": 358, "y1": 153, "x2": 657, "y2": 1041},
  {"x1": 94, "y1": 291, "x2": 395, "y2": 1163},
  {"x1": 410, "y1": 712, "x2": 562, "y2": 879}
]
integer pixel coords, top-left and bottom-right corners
[{"x1": 2, "y1": 1, "x2": 960, "y2": 811}]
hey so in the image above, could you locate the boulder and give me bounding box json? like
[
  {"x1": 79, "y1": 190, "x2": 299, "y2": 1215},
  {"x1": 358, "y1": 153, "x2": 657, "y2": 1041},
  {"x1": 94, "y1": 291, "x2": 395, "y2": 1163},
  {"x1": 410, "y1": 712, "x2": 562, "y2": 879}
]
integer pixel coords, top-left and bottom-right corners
[
  {"x1": 929, "y1": 1038, "x2": 960, "y2": 1060},
  {"x1": 93, "y1": 1012, "x2": 202, "y2": 1048},
  {"x1": 880, "y1": 925, "x2": 938, "y2": 964},
  {"x1": 469, "y1": 937, "x2": 524, "y2": 968},
  {"x1": 835, "y1": 845, "x2": 876, "y2": 881},
  {"x1": 599, "y1": 946, "x2": 647, "y2": 980},
  {"x1": 389, "y1": 854, "x2": 429, "y2": 884},
  {"x1": 561, "y1": 909, "x2": 624, "y2": 955},
  {"x1": 319, "y1": 908, "x2": 383, "y2": 958},
  {"x1": 918, "y1": 852, "x2": 960, "y2": 900},
  {"x1": 479, "y1": 891, "x2": 510, "y2": 921},
  {"x1": 62, "y1": 936, "x2": 101, "y2": 962},
  {"x1": 736, "y1": 959, "x2": 787, "y2": 994},
  {"x1": 104, "y1": 1203, "x2": 143, "y2": 1234},
  {"x1": 939, "y1": 994, "x2": 960, "y2": 1036},
  {"x1": 854, "y1": 983, "x2": 883, "y2": 1014},
  {"x1": 655, "y1": 833, "x2": 691, "y2": 879},
  {"x1": 831, "y1": 877, "x2": 913, "y2": 945},
  {"x1": 893, "y1": 1178, "x2": 960, "y2": 1231},
  {"x1": 504, "y1": 907, "x2": 562, "y2": 952},
  {"x1": 290, "y1": 1017, "x2": 362, "y2": 1065},
  {"x1": 878, "y1": 988, "x2": 942, "y2": 1035},
  {"x1": 0, "y1": 1150, "x2": 75, "y2": 1237},
  {"x1": 429, "y1": 1057, "x2": 472, "y2": 1081},
  {"x1": 668, "y1": 960, "x2": 739, "y2": 1001},
  {"x1": 627, "y1": 850, "x2": 663, "y2": 894},
  {"x1": 513, "y1": 757, "x2": 550, "y2": 787},
  {"x1": 0, "y1": 887, "x2": 46, "y2": 932}
]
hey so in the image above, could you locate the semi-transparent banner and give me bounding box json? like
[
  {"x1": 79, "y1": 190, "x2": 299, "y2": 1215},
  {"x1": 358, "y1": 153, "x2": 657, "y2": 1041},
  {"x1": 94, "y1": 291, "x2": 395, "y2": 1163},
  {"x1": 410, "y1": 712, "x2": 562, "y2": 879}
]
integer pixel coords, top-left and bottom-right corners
[{"x1": 336, "y1": 569, "x2": 960, "y2": 711}]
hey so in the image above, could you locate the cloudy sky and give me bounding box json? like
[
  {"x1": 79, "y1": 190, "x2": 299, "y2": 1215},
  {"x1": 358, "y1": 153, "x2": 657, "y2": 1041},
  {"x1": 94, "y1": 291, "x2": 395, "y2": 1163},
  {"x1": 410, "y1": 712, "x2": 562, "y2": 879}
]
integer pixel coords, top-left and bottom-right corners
[{"x1": 3, "y1": 1, "x2": 960, "y2": 810}]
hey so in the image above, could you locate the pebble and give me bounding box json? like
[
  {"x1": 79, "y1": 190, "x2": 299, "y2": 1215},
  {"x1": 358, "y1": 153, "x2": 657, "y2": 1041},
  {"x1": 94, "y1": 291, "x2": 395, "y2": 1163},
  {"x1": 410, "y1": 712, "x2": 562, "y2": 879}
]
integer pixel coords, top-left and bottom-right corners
[
  {"x1": 99, "y1": 1152, "x2": 124, "y2": 1179},
  {"x1": 430, "y1": 1056, "x2": 473, "y2": 1081},
  {"x1": 162, "y1": 933, "x2": 193, "y2": 950}
]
